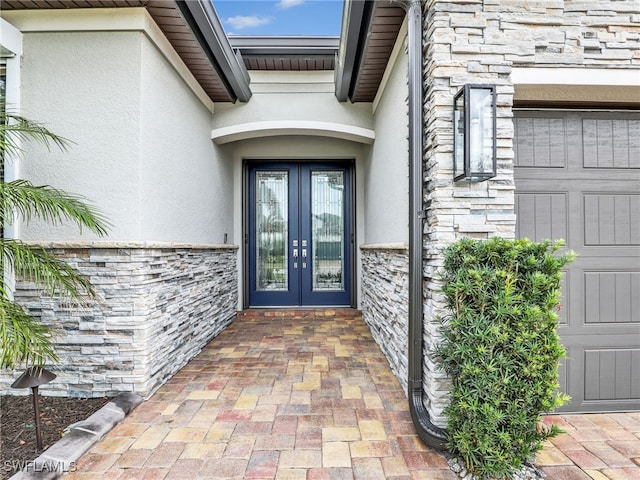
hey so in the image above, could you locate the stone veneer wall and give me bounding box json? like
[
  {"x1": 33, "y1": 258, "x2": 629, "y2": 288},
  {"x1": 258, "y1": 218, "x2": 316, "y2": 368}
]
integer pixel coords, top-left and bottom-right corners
[
  {"x1": 421, "y1": 0, "x2": 640, "y2": 427},
  {"x1": 0, "y1": 243, "x2": 238, "y2": 398},
  {"x1": 360, "y1": 244, "x2": 409, "y2": 395}
]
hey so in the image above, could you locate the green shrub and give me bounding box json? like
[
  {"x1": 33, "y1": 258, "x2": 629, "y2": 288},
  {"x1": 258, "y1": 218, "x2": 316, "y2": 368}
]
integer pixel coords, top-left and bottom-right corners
[{"x1": 436, "y1": 237, "x2": 575, "y2": 479}]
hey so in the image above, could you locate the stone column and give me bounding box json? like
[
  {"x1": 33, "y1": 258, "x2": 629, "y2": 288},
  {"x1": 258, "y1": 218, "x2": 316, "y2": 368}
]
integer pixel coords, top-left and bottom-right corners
[{"x1": 421, "y1": 0, "x2": 516, "y2": 427}]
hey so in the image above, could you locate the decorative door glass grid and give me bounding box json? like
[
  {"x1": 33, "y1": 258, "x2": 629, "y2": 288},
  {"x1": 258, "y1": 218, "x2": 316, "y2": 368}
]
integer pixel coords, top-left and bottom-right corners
[
  {"x1": 256, "y1": 171, "x2": 288, "y2": 291},
  {"x1": 311, "y1": 171, "x2": 345, "y2": 291}
]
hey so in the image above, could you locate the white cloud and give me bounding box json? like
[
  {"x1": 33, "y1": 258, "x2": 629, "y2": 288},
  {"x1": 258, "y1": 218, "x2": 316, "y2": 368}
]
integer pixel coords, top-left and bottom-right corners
[
  {"x1": 276, "y1": 0, "x2": 304, "y2": 9},
  {"x1": 225, "y1": 15, "x2": 272, "y2": 30}
]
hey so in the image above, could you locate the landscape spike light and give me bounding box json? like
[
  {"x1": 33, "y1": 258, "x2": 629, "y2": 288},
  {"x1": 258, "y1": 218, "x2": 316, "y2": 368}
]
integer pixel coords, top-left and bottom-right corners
[{"x1": 11, "y1": 366, "x2": 57, "y2": 451}]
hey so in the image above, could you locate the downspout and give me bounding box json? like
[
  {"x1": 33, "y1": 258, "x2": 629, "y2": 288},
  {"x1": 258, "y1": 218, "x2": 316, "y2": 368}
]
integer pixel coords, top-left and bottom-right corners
[{"x1": 400, "y1": 0, "x2": 448, "y2": 450}]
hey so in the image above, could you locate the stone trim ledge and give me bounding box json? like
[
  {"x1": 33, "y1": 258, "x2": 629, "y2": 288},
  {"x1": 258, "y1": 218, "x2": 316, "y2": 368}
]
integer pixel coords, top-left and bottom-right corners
[
  {"x1": 10, "y1": 392, "x2": 143, "y2": 480},
  {"x1": 22, "y1": 241, "x2": 239, "y2": 250},
  {"x1": 359, "y1": 242, "x2": 408, "y2": 252}
]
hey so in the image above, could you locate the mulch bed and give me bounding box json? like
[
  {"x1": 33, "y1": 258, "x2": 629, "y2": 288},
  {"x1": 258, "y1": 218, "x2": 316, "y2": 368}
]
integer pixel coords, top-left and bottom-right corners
[{"x1": 0, "y1": 395, "x2": 108, "y2": 480}]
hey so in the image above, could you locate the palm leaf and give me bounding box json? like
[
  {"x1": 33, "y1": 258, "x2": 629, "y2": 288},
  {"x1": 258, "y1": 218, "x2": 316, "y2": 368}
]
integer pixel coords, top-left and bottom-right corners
[
  {"x1": 0, "y1": 296, "x2": 58, "y2": 369},
  {"x1": 0, "y1": 104, "x2": 109, "y2": 370},
  {"x1": 1, "y1": 239, "x2": 96, "y2": 299},
  {"x1": 0, "y1": 180, "x2": 110, "y2": 235},
  {"x1": 0, "y1": 102, "x2": 70, "y2": 158}
]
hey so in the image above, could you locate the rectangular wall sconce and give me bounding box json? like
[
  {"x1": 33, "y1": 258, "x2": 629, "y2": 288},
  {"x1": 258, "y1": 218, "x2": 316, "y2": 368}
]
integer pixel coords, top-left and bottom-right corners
[{"x1": 453, "y1": 84, "x2": 497, "y2": 181}]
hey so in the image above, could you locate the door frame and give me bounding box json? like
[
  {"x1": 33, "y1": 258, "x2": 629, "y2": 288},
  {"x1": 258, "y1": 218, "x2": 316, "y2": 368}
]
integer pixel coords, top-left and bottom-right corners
[{"x1": 242, "y1": 158, "x2": 356, "y2": 308}]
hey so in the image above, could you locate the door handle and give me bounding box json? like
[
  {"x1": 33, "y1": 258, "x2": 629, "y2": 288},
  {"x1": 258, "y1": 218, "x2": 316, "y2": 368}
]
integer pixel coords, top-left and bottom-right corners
[
  {"x1": 302, "y1": 248, "x2": 307, "y2": 269},
  {"x1": 293, "y1": 248, "x2": 298, "y2": 269}
]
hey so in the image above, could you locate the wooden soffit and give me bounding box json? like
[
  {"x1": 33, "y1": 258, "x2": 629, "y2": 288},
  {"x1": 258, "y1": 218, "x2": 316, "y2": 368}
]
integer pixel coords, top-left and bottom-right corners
[{"x1": 0, "y1": 0, "x2": 238, "y2": 102}]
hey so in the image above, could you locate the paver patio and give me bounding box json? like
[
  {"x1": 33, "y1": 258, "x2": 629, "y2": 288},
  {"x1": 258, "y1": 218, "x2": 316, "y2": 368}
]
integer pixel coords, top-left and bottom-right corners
[{"x1": 65, "y1": 309, "x2": 639, "y2": 479}]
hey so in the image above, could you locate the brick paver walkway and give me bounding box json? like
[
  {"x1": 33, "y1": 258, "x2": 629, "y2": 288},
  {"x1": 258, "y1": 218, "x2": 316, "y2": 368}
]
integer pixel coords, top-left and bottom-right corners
[
  {"x1": 67, "y1": 309, "x2": 639, "y2": 479},
  {"x1": 539, "y1": 413, "x2": 640, "y2": 479}
]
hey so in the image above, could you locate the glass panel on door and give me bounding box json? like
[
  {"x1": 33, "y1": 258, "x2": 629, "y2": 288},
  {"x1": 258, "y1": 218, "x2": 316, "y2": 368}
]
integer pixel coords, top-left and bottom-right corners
[
  {"x1": 255, "y1": 171, "x2": 288, "y2": 291},
  {"x1": 248, "y1": 162, "x2": 351, "y2": 307},
  {"x1": 311, "y1": 171, "x2": 345, "y2": 291}
]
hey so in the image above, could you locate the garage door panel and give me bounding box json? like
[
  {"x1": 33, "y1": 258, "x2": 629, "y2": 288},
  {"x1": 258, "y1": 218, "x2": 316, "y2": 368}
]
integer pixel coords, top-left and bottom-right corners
[
  {"x1": 584, "y1": 272, "x2": 640, "y2": 324},
  {"x1": 583, "y1": 119, "x2": 640, "y2": 169},
  {"x1": 584, "y1": 349, "x2": 640, "y2": 401},
  {"x1": 561, "y1": 343, "x2": 640, "y2": 411},
  {"x1": 584, "y1": 194, "x2": 640, "y2": 246},
  {"x1": 583, "y1": 119, "x2": 613, "y2": 168},
  {"x1": 629, "y1": 120, "x2": 640, "y2": 167},
  {"x1": 514, "y1": 117, "x2": 567, "y2": 168},
  {"x1": 515, "y1": 110, "x2": 640, "y2": 413},
  {"x1": 515, "y1": 192, "x2": 568, "y2": 241},
  {"x1": 567, "y1": 257, "x2": 639, "y2": 330}
]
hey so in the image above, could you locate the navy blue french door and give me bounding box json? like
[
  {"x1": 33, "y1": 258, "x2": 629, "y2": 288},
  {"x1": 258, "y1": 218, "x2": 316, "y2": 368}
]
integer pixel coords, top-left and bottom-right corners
[{"x1": 247, "y1": 162, "x2": 352, "y2": 307}]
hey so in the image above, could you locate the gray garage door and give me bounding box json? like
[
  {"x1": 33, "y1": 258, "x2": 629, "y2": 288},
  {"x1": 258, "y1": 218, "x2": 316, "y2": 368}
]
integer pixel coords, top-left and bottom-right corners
[{"x1": 514, "y1": 110, "x2": 640, "y2": 413}]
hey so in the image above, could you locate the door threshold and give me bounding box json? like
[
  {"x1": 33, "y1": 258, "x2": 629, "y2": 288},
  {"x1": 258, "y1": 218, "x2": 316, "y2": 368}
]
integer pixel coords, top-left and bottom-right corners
[
  {"x1": 237, "y1": 308, "x2": 362, "y2": 318},
  {"x1": 245, "y1": 305, "x2": 354, "y2": 309}
]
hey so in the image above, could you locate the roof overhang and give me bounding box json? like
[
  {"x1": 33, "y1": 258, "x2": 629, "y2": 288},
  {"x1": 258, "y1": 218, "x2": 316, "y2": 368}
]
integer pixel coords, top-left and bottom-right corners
[
  {"x1": 231, "y1": 36, "x2": 339, "y2": 71},
  {"x1": 175, "y1": 0, "x2": 251, "y2": 102},
  {"x1": 0, "y1": 0, "x2": 251, "y2": 103},
  {"x1": 335, "y1": 0, "x2": 373, "y2": 101},
  {"x1": 335, "y1": 0, "x2": 406, "y2": 103},
  {"x1": 2, "y1": 0, "x2": 407, "y2": 104}
]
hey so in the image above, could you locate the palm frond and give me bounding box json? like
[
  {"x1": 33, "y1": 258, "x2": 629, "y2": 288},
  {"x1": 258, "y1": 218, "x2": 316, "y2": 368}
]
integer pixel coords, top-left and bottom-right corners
[
  {"x1": 0, "y1": 180, "x2": 110, "y2": 236},
  {"x1": 0, "y1": 102, "x2": 71, "y2": 158},
  {"x1": 1, "y1": 239, "x2": 96, "y2": 299},
  {"x1": 0, "y1": 104, "x2": 109, "y2": 370},
  {"x1": 0, "y1": 297, "x2": 58, "y2": 369}
]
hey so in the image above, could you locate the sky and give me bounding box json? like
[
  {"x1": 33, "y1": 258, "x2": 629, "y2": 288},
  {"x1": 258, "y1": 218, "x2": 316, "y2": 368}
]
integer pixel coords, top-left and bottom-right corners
[{"x1": 212, "y1": 0, "x2": 344, "y2": 36}]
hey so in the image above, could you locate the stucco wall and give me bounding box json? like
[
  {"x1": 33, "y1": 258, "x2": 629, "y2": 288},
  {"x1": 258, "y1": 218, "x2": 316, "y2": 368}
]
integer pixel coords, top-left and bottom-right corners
[
  {"x1": 139, "y1": 38, "x2": 234, "y2": 244},
  {"x1": 11, "y1": 13, "x2": 234, "y2": 244},
  {"x1": 364, "y1": 34, "x2": 409, "y2": 245},
  {"x1": 214, "y1": 71, "x2": 373, "y2": 131},
  {"x1": 358, "y1": 27, "x2": 411, "y2": 393},
  {"x1": 18, "y1": 30, "x2": 143, "y2": 242}
]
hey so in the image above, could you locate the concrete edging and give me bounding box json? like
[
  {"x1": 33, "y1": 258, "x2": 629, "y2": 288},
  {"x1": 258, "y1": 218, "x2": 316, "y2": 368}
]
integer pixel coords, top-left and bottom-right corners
[{"x1": 10, "y1": 392, "x2": 143, "y2": 479}]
